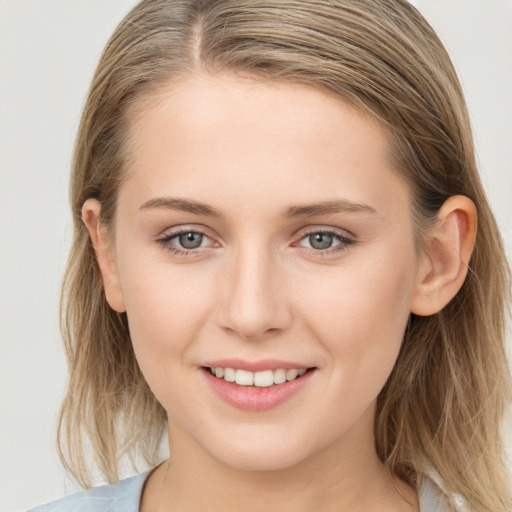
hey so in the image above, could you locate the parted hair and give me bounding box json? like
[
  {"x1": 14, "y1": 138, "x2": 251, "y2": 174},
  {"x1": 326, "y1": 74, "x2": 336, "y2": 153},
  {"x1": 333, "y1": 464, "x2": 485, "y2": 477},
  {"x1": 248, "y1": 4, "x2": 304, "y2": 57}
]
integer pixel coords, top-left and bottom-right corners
[{"x1": 58, "y1": 1, "x2": 511, "y2": 510}]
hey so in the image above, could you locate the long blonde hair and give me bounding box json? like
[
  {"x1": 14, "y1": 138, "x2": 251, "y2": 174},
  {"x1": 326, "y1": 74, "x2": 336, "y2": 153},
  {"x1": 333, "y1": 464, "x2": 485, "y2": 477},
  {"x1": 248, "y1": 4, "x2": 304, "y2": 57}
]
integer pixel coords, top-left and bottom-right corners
[{"x1": 58, "y1": 1, "x2": 511, "y2": 509}]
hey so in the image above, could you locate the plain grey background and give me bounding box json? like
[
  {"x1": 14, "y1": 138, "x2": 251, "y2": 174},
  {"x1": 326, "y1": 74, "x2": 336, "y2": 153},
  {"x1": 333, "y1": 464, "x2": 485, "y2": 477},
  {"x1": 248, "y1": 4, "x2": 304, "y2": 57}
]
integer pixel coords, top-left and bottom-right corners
[{"x1": 1, "y1": 1, "x2": 511, "y2": 511}]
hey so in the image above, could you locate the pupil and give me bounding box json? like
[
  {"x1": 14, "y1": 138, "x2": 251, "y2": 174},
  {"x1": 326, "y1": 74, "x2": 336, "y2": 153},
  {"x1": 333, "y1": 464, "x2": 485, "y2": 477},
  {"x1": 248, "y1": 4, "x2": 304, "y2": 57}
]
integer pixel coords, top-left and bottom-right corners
[
  {"x1": 179, "y1": 232, "x2": 203, "y2": 249},
  {"x1": 310, "y1": 233, "x2": 333, "y2": 250}
]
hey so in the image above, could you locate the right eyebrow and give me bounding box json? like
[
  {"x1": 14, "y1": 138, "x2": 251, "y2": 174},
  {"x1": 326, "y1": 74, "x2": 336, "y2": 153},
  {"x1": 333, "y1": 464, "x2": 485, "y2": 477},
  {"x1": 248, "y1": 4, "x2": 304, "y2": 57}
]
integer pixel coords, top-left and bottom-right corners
[{"x1": 139, "y1": 197, "x2": 224, "y2": 218}]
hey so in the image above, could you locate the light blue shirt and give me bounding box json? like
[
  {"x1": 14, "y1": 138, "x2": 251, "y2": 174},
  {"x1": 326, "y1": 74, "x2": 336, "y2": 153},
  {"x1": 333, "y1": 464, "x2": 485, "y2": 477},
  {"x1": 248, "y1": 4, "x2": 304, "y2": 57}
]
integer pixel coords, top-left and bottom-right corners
[
  {"x1": 27, "y1": 471, "x2": 457, "y2": 511},
  {"x1": 27, "y1": 472, "x2": 149, "y2": 512}
]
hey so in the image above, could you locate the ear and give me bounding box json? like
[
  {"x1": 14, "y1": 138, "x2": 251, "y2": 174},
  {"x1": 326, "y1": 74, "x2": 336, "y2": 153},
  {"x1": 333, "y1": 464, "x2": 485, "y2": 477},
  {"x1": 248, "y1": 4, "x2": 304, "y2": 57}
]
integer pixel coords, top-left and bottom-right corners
[
  {"x1": 411, "y1": 195, "x2": 477, "y2": 316},
  {"x1": 82, "y1": 198, "x2": 126, "y2": 313}
]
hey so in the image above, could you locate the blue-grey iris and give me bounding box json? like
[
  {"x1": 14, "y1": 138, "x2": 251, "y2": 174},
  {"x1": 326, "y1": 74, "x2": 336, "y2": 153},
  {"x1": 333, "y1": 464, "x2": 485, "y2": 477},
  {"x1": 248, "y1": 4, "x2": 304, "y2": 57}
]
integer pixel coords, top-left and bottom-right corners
[
  {"x1": 179, "y1": 232, "x2": 203, "y2": 249},
  {"x1": 309, "y1": 233, "x2": 333, "y2": 250}
]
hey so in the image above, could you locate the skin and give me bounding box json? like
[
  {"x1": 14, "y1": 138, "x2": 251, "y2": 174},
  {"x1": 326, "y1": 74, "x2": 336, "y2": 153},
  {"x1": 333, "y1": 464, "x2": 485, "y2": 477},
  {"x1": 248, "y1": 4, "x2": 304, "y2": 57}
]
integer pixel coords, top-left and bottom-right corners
[{"x1": 84, "y1": 73, "x2": 476, "y2": 512}]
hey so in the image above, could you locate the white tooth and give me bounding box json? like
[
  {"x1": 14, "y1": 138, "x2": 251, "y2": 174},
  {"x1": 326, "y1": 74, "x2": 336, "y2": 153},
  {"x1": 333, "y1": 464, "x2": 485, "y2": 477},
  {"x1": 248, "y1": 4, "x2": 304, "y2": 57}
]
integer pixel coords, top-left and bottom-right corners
[
  {"x1": 235, "y1": 369, "x2": 254, "y2": 386},
  {"x1": 273, "y1": 368, "x2": 287, "y2": 384},
  {"x1": 254, "y1": 370, "x2": 274, "y2": 387},
  {"x1": 224, "y1": 367, "x2": 236, "y2": 382},
  {"x1": 297, "y1": 368, "x2": 307, "y2": 376},
  {"x1": 286, "y1": 369, "x2": 298, "y2": 381},
  {"x1": 215, "y1": 367, "x2": 224, "y2": 378}
]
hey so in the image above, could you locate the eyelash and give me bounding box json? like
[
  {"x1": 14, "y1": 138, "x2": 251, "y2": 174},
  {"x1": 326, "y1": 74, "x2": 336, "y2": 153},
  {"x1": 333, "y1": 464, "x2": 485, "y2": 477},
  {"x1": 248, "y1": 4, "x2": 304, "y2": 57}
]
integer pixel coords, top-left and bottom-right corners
[{"x1": 156, "y1": 227, "x2": 355, "y2": 258}]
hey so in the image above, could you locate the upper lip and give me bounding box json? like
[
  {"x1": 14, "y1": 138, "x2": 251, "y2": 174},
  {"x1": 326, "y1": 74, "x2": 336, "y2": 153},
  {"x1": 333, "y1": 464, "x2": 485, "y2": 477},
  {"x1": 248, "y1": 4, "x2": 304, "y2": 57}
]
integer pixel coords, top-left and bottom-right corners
[{"x1": 201, "y1": 359, "x2": 313, "y2": 372}]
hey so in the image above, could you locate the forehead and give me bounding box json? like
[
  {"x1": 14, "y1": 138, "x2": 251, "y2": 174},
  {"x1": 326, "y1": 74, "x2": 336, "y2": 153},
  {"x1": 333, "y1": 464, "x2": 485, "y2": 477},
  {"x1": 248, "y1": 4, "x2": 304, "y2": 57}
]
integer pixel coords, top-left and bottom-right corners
[
  {"x1": 129, "y1": 73, "x2": 387, "y2": 154},
  {"x1": 121, "y1": 73, "x2": 410, "y2": 219}
]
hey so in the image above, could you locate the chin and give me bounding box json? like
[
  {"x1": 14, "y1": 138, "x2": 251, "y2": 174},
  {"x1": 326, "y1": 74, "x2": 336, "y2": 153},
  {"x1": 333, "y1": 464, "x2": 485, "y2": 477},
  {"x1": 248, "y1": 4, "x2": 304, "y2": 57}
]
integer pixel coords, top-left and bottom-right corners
[{"x1": 202, "y1": 432, "x2": 318, "y2": 472}]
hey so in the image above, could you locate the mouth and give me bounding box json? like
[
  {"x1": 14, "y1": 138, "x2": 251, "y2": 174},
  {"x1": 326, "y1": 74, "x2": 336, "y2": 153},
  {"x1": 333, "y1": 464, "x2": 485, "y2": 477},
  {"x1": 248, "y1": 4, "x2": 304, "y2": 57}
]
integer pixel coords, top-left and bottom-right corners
[
  {"x1": 201, "y1": 364, "x2": 317, "y2": 412},
  {"x1": 204, "y1": 366, "x2": 313, "y2": 387}
]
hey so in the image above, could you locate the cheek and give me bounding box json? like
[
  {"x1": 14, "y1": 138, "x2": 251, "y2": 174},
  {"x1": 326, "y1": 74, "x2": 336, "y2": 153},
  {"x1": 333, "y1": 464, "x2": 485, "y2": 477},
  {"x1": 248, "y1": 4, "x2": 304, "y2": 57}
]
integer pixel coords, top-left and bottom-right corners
[
  {"x1": 297, "y1": 244, "x2": 417, "y2": 388},
  {"x1": 116, "y1": 252, "x2": 215, "y2": 390}
]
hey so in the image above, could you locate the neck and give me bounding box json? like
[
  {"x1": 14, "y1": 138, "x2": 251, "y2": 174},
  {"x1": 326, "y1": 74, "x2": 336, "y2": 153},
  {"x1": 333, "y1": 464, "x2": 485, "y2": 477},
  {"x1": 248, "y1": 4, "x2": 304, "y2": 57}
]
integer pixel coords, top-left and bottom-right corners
[{"x1": 141, "y1": 407, "x2": 418, "y2": 512}]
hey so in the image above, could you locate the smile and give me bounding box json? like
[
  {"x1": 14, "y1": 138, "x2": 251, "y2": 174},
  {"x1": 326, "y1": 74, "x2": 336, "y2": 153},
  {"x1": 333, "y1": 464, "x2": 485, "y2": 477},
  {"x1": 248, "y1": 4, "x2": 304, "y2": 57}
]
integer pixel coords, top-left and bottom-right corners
[
  {"x1": 207, "y1": 367, "x2": 307, "y2": 387},
  {"x1": 202, "y1": 363, "x2": 316, "y2": 412}
]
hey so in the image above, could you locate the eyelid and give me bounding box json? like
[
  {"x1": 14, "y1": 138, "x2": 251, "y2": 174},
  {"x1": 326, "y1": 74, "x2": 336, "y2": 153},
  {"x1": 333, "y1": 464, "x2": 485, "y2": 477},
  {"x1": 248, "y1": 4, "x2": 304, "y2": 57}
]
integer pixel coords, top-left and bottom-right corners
[
  {"x1": 157, "y1": 223, "x2": 219, "y2": 241},
  {"x1": 298, "y1": 225, "x2": 355, "y2": 239}
]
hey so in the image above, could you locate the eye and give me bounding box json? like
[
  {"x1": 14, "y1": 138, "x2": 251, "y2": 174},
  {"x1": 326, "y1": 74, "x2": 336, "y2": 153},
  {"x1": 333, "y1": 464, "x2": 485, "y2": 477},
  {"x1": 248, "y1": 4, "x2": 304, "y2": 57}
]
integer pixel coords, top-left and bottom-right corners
[
  {"x1": 296, "y1": 228, "x2": 355, "y2": 255},
  {"x1": 156, "y1": 228, "x2": 216, "y2": 255}
]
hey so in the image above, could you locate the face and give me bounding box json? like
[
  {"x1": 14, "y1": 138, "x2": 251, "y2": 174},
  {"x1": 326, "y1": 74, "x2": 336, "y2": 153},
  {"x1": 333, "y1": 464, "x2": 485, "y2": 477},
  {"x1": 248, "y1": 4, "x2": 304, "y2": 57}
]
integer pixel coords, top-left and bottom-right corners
[{"x1": 104, "y1": 74, "x2": 425, "y2": 471}]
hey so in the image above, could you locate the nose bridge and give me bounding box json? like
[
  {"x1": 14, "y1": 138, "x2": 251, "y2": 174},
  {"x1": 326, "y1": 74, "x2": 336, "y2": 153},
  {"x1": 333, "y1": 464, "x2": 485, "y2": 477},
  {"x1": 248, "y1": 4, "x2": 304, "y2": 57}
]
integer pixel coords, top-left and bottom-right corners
[{"x1": 218, "y1": 239, "x2": 290, "y2": 340}]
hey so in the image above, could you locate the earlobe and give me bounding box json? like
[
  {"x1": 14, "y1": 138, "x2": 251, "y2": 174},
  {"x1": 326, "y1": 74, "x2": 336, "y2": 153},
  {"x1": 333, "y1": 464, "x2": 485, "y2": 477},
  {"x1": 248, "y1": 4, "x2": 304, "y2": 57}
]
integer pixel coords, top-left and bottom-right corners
[
  {"x1": 411, "y1": 195, "x2": 477, "y2": 316},
  {"x1": 82, "y1": 199, "x2": 126, "y2": 313}
]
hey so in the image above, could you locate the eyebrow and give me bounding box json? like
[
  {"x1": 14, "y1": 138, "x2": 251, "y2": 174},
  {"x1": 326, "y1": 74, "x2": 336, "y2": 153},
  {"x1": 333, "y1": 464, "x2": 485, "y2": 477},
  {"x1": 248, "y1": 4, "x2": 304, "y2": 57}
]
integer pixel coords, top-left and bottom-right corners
[
  {"x1": 139, "y1": 197, "x2": 223, "y2": 217},
  {"x1": 139, "y1": 196, "x2": 377, "y2": 218},
  {"x1": 284, "y1": 199, "x2": 377, "y2": 217}
]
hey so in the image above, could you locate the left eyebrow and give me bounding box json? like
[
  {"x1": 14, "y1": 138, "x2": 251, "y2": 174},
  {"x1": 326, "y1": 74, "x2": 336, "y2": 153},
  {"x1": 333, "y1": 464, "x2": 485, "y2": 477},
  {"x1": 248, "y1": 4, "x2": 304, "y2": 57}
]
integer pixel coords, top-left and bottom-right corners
[{"x1": 284, "y1": 199, "x2": 377, "y2": 218}]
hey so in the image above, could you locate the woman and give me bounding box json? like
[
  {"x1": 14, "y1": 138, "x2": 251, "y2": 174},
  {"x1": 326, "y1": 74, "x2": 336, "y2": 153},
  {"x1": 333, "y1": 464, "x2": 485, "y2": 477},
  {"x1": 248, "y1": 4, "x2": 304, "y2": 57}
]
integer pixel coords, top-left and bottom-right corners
[{"x1": 29, "y1": 0, "x2": 511, "y2": 511}]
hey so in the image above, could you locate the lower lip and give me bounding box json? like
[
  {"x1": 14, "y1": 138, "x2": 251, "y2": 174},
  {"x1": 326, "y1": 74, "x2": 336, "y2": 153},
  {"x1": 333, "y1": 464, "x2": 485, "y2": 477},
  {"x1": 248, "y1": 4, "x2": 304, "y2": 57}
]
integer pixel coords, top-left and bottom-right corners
[{"x1": 201, "y1": 368, "x2": 315, "y2": 412}]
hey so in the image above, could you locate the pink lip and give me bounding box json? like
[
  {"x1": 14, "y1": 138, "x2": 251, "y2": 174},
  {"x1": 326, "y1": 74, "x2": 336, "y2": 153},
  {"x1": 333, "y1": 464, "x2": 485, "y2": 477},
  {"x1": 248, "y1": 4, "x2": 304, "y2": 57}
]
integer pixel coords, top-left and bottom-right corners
[
  {"x1": 202, "y1": 359, "x2": 310, "y2": 372},
  {"x1": 200, "y1": 366, "x2": 316, "y2": 412}
]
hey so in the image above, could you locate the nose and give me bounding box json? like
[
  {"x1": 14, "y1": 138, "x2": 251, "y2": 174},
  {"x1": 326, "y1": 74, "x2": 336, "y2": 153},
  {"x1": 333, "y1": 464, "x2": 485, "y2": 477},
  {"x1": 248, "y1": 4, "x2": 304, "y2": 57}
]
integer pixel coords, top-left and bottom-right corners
[{"x1": 217, "y1": 244, "x2": 292, "y2": 341}]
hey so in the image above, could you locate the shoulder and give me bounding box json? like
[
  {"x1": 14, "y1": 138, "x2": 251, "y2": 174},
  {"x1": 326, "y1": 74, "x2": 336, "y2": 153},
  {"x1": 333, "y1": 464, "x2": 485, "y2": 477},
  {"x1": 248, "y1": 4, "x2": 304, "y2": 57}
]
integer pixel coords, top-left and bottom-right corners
[
  {"x1": 27, "y1": 471, "x2": 150, "y2": 512},
  {"x1": 418, "y1": 473, "x2": 467, "y2": 512}
]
